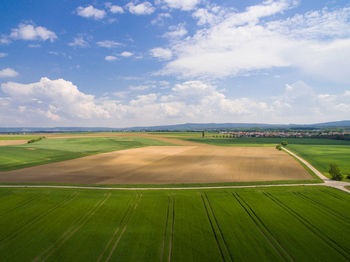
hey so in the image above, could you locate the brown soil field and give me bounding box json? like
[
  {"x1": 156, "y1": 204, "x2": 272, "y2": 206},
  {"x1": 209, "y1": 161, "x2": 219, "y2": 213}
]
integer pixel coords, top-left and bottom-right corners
[
  {"x1": 0, "y1": 140, "x2": 28, "y2": 146},
  {"x1": 0, "y1": 143, "x2": 312, "y2": 184}
]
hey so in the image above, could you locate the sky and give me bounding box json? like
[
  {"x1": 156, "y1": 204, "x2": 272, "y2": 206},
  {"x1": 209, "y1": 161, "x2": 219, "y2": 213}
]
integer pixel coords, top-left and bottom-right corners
[{"x1": 0, "y1": 0, "x2": 350, "y2": 127}]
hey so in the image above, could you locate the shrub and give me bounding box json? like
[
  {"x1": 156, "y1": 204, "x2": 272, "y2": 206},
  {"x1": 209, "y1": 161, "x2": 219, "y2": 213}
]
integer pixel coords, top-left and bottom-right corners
[
  {"x1": 329, "y1": 163, "x2": 343, "y2": 181},
  {"x1": 27, "y1": 136, "x2": 45, "y2": 144},
  {"x1": 281, "y1": 141, "x2": 288, "y2": 146}
]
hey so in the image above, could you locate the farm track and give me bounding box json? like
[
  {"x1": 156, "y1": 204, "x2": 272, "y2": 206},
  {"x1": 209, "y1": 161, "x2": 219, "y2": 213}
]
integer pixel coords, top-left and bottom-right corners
[
  {"x1": 201, "y1": 192, "x2": 232, "y2": 262},
  {"x1": 264, "y1": 192, "x2": 350, "y2": 260},
  {"x1": 203, "y1": 192, "x2": 233, "y2": 262},
  {"x1": 97, "y1": 193, "x2": 143, "y2": 262},
  {"x1": 232, "y1": 193, "x2": 294, "y2": 262},
  {"x1": 160, "y1": 194, "x2": 175, "y2": 262},
  {"x1": 168, "y1": 195, "x2": 174, "y2": 262},
  {"x1": 0, "y1": 192, "x2": 79, "y2": 246},
  {"x1": 292, "y1": 192, "x2": 350, "y2": 222}
]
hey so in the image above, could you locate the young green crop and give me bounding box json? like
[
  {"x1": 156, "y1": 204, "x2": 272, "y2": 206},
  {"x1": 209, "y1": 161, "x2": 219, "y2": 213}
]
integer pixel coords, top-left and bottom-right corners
[{"x1": 0, "y1": 186, "x2": 349, "y2": 262}]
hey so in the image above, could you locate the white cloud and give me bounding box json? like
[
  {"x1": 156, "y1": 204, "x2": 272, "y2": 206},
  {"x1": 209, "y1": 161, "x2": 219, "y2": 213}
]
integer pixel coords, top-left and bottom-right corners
[
  {"x1": 150, "y1": 47, "x2": 173, "y2": 60},
  {"x1": 151, "y1": 13, "x2": 171, "y2": 25},
  {"x1": 120, "y1": 51, "x2": 133, "y2": 57},
  {"x1": 68, "y1": 36, "x2": 89, "y2": 47},
  {"x1": 97, "y1": 40, "x2": 122, "y2": 48},
  {"x1": 1, "y1": 78, "x2": 350, "y2": 126},
  {"x1": 1, "y1": 78, "x2": 110, "y2": 123},
  {"x1": 9, "y1": 23, "x2": 57, "y2": 42},
  {"x1": 0, "y1": 53, "x2": 8, "y2": 58},
  {"x1": 126, "y1": 2, "x2": 155, "y2": 15},
  {"x1": 105, "y1": 2, "x2": 124, "y2": 14},
  {"x1": 129, "y1": 85, "x2": 155, "y2": 91},
  {"x1": 192, "y1": 6, "x2": 225, "y2": 26},
  {"x1": 158, "y1": 1, "x2": 350, "y2": 83},
  {"x1": 105, "y1": 55, "x2": 118, "y2": 61},
  {"x1": 76, "y1": 5, "x2": 106, "y2": 20},
  {"x1": 0, "y1": 68, "x2": 19, "y2": 78},
  {"x1": 160, "y1": 0, "x2": 200, "y2": 11},
  {"x1": 163, "y1": 24, "x2": 187, "y2": 38}
]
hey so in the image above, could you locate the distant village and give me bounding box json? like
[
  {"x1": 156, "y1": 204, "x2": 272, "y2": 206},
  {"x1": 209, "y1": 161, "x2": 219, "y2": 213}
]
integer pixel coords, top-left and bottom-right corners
[{"x1": 218, "y1": 130, "x2": 350, "y2": 138}]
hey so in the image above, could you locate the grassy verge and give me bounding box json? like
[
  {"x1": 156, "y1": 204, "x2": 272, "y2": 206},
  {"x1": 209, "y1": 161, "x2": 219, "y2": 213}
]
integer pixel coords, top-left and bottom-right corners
[{"x1": 0, "y1": 178, "x2": 322, "y2": 188}]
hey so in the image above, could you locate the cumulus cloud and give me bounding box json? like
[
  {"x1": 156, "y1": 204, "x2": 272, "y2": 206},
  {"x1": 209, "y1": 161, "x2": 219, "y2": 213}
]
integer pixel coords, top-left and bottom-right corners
[
  {"x1": 163, "y1": 24, "x2": 187, "y2": 38},
  {"x1": 105, "y1": 55, "x2": 117, "y2": 61},
  {"x1": 8, "y1": 23, "x2": 57, "y2": 42},
  {"x1": 1, "y1": 78, "x2": 110, "y2": 124},
  {"x1": 1, "y1": 77, "x2": 349, "y2": 126},
  {"x1": 0, "y1": 68, "x2": 19, "y2": 78},
  {"x1": 68, "y1": 36, "x2": 89, "y2": 47},
  {"x1": 159, "y1": 0, "x2": 200, "y2": 11},
  {"x1": 105, "y1": 2, "x2": 124, "y2": 14},
  {"x1": 151, "y1": 13, "x2": 171, "y2": 25},
  {"x1": 150, "y1": 47, "x2": 173, "y2": 60},
  {"x1": 126, "y1": 2, "x2": 155, "y2": 15},
  {"x1": 76, "y1": 5, "x2": 106, "y2": 20},
  {"x1": 158, "y1": 1, "x2": 350, "y2": 83},
  {"x1": 96, "y1": 40, "x2": 122, "y2": 48},
  {"x1": 120, "y1": 51, "x2": 133, "y2": 57}
]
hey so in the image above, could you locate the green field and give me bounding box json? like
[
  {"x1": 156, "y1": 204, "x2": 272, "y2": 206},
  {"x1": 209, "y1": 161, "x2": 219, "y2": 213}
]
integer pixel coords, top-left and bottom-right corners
[
  {"x1": 0, "y1": 135, "x2": 39, "y2": 140},
  {"x1": 288, "y1": 144, "x2": 350, "y2": 180},
  {"x1": 148, "y1": 132, "x2": 202, "y2": 137},
  {"x1": 0, "y1": 137, "x2": 173, "y2": 171},
  {"x1": 0, "y1": 186, "x2": 349, "y2": 261}
]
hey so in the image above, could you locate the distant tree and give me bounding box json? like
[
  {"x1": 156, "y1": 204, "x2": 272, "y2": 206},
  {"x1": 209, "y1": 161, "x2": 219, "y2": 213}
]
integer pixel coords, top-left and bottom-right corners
[
  {"x1": 281, "y1": 141, "x2": 288, "y2": 146},
  {"x1": 329, "y1": 163, "x2": 343, "y2": 181},
  {"x1": 275, "y1": 144, "x2": 282, "y2": 151}
]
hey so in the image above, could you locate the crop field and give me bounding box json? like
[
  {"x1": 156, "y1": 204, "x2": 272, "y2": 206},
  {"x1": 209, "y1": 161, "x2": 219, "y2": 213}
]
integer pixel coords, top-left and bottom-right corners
[
  {"x1": 0, "y1": 136, "x2": 173, "y2": 171},
  {"x1": 0, "y1": 186, "x2": 349, "y2": 262},
  {"x1": 0, "y1": 142, "x2": 312, "y2": 185},
  {"x1": 288, "y1": 144, "x2": 350, "y2": 180}
]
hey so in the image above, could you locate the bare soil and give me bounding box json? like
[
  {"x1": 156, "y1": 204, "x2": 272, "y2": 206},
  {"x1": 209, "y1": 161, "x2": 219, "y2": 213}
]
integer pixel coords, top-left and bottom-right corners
[
  {"x1": 0, "y1": 140, "x2": 28, "y2": 146},
  {"x1": 0, "y1": 141, "x2": 312, "y2": 184}
]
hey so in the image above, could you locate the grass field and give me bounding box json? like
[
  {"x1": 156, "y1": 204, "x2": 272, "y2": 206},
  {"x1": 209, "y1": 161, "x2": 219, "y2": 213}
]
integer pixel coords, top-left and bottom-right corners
[
  {"x1": 148, "y1": 132, "x2": 202, "y2": 137},
  {"x1": 0, "y1": 136, "x2": 39, "y2": 140},
  {"x1": 288, "y1": 144, "x2": 350, "y2": 181},
  {"x1": 0, "y1": 186, "x2": 349, "y2": 262},
  {"x1": 0, "y1": 137, "x2": 173, "y2": 171}
]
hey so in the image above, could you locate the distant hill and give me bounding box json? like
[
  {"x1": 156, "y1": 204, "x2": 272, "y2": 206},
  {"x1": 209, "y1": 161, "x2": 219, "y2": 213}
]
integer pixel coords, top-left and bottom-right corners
[{"x1": 1, "y1": 120, "x2": 349, "y2": 133}]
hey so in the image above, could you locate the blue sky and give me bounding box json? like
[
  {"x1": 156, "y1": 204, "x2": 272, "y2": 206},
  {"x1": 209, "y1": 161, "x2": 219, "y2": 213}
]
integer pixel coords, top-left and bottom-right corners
[{"x1": 0, "y1": 0, "x2": 350, "y2": 127}]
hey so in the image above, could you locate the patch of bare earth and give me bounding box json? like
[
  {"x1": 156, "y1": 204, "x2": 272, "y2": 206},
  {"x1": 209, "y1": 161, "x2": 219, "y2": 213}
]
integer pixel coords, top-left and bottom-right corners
[
  {"x1": 0, "y1": 145, "x2": 312, "y2": 184},
  {"x1": 0, "y1": 140, "x2": 28, "y2": 146}
]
